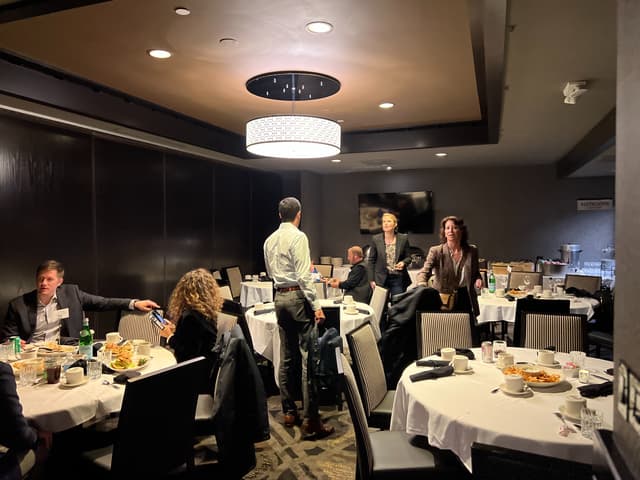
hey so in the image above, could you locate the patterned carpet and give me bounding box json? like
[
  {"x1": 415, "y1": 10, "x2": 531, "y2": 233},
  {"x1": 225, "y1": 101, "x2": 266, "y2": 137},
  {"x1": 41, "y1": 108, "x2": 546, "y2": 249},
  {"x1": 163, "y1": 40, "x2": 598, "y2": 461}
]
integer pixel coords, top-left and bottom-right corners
[{"x1": 194, "y1": 395, "x2": 357, "y2": 480}]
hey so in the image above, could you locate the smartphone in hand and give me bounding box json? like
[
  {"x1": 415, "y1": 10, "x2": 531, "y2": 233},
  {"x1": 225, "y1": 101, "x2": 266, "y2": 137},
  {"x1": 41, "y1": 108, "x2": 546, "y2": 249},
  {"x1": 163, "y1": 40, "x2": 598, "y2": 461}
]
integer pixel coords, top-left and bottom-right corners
[{"x1": 149, "y1": 310, "x2": 167, "y2": 329}]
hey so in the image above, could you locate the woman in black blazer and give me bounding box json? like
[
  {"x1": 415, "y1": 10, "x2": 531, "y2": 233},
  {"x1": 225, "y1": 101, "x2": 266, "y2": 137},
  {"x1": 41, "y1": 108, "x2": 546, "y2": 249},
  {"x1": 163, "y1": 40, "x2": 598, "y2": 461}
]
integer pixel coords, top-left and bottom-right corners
[{"x1": 367, "y1": 212, "x2": 412, "y2": 297}]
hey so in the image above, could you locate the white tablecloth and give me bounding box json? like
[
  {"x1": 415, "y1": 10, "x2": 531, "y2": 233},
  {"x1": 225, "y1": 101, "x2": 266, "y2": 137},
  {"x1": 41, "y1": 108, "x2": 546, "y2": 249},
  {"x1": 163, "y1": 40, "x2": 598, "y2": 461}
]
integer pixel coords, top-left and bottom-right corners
[
  {"x1": 476, "y1": 295, "x2": 597, "y2": 324},
  {"x1": 17, "y1": 346, "x2": 176, "y2": 432},
  {"x1": 240, "y1": 281, "x2": 274, "y2": 307},
  {"x1": 390, "y1": 348, "x2": 613, "y2": 471},
  {"x1": 245, "y1": 299, "x2": 376, "y2": 385}
]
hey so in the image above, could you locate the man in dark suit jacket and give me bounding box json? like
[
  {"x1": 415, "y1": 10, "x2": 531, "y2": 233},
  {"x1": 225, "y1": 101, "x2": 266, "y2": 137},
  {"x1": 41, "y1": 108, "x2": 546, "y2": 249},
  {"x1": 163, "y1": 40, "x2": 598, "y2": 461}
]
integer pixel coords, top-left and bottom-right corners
[
  {"x1": 1, "y1": 259, "x2": 159, "y2": 343},
  {"x1": 327, "y1": 246, "x2": 372, "y2": 303}
]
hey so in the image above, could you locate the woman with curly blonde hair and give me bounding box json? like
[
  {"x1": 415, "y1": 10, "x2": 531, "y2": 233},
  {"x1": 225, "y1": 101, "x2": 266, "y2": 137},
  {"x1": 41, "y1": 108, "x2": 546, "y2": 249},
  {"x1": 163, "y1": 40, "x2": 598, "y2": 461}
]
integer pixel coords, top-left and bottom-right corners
[{"x1": 159, "y1": 269, "x2": 224, "y2": 389}]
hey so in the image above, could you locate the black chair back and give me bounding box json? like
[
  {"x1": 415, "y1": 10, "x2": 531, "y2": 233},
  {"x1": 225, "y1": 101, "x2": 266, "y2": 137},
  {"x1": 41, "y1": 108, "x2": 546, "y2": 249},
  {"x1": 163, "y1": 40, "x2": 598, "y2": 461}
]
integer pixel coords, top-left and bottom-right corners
[
  {"x1": 322, "y1": 305, "x2": 341, "y2": 334},
  {"x1": 512, "y1": 298, "x2": 569, "y2": 346},
  {"x1": 111, "y1": 357, "x2": 206, "y2": 476},
  {"x1": 220, "y1": 299, "x2": 254, "y2": 352}
]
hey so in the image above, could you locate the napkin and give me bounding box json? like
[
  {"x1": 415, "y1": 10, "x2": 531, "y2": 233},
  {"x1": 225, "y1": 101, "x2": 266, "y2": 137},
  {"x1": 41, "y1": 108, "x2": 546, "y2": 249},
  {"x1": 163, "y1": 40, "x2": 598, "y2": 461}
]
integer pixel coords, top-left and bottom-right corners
[
  {"x1": 578, "y1": 381, "x2": 613, "y2": 398},
  {"x1": 416, "y1": 359, "x2": 450, "y2": 367},
  {"x1": 114, "y1": 371, "x2": 142, "y2": 384},
  {"x1": 410, "y1": 365, "x2": 454, "y2": 382},
  {"x1": 432, "y1": 348, "x2": 476, "y2": 360},
  {"x1": 69, "y1": 358, "x2": 87, "y2": 375},
  {"x1": 254, "y1": 308, "x2": 275, "y2": 315}
]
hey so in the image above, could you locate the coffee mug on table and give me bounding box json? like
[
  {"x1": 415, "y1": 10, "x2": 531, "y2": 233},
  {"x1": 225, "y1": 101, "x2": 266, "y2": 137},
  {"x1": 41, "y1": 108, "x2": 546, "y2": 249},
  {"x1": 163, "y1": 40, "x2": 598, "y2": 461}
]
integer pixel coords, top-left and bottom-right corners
[
  {"x1": 132, "y1": 339, "x2": 151, "y2": 356},
  {"x1": 495, "y1": 288, "x2": 505, "y2": 298},
  {"x1": 440, "y1": 347, "x2": 456, "y2": 361},
  {"x1": 504, "y1": 373, "x2": 525, "y2": 393},
  {"x1": 346, "y1": 304, "x2": 357, "y2": 314},
  {"x1": 452, "y1": 355, "x2": 468, "y2": 372},
  {"x1": 343, "y1": 295, "x2": 354, "y2": 305},
  {"x1": 65, "y1": 366, "x2": 84, "y2": 385},
  {"x1": 537, "y1": 349, "x2": 555, "y2": 365},
  {"x1": 497, "y1": 352, "x2": 515, "y2": 369},
  {"x1": 542, "y1": 289, "x2": 552, "y2": 298},
  {"x1": 105, "y1": 332, "x2": 122, "y2": 345},
  {"x1": 564, "y1": 394, "x2": 587, "y2": 418}
]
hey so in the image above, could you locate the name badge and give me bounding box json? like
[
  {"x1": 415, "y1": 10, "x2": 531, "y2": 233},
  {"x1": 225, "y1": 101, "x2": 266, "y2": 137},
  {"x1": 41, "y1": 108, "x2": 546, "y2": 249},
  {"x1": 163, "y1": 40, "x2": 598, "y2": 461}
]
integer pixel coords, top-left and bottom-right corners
[{"x1": 56, "y1": 308, "x2": 70, "y2": 320}]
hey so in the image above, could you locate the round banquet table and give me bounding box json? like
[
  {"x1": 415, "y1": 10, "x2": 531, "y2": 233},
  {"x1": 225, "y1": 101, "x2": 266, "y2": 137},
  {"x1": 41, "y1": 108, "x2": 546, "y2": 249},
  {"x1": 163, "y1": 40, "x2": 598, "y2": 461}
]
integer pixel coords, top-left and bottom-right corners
[
  {"x1": 476, "y1": 294, "x2": 598, "y2": 324},
  {"x1": 239, "y1": 280, "x2": 274, "y2": 308},
  {"x1": 390, "y1": 347, "x2": 613, "y2": 472},
  {"x1": 245, "y1": 299, "x2": 377, "y2": 385},
  {"x1": 17, "y1": 345, "x2": 176, "y2": 433}
]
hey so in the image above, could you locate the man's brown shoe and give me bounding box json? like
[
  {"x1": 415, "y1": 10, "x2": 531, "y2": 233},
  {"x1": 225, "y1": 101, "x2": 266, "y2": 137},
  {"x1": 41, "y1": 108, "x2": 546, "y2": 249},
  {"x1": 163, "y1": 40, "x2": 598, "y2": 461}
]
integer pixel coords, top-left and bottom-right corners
[
  {"x1": 284, "y1": 412, "x2": 301, "y2": 427},
  {"x1": 301, "y1": 418, "x2": 335, "y2": 439}
]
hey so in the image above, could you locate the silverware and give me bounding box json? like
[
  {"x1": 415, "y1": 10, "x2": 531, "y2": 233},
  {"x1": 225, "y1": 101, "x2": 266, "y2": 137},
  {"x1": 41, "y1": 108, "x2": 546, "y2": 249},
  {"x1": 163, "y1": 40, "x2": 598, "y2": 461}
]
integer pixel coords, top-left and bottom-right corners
[
  {"x1": 590, "y1": 373, "x2": 611, "y2": 382},
  {"x1": 554, "y1": 411, "x2": 576, "y2": 433},
  {"x1": 490, "y1": 386, "x2": 500, "y2": 394}
]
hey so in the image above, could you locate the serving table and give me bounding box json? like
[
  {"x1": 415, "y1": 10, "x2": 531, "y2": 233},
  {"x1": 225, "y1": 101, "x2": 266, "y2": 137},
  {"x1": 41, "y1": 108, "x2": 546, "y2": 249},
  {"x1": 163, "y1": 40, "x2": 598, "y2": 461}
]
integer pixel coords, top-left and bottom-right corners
[
  {"x1": 239, "y1": 280, "x2": 274, "y2": 308},
  {"x1": 477, "y1": 294, "x2": 598, "y2": 324},
  {"x1": 390, "y1": 347, "x2": 613, "y2": 471},
  {"x1": 17, "y1": 345, "x2": 176, "y2": 433}
]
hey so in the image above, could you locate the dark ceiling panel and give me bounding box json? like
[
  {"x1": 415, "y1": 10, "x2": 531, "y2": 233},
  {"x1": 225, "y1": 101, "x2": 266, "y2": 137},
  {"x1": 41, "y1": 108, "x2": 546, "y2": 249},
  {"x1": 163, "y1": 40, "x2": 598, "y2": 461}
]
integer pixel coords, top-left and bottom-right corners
[{"x1": 0, "y1": 0, "x2": 110, "y2": 24}]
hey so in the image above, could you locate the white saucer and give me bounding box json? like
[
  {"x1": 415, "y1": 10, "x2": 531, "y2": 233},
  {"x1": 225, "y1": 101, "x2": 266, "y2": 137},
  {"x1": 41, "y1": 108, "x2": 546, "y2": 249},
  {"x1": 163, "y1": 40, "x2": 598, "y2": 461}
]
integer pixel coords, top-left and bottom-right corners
[
  {"x1": 499, "y1": 384, "x2": 532, "y2": 396},
  {"x1": 454, "y1": 367, "x2": 474, "y2": 375},
  {"x1": 59, "y1": 376, "x2": 89, "y2": 388},
  {"x1": 559, "y1": 405, "x2": 582, "y2": 422},
  {"x1": 343, "y1": 309, "x2": 359, "y2": 315},
  {"x1": 537, "y1": 360, "x2": 561, "y2": 368}
]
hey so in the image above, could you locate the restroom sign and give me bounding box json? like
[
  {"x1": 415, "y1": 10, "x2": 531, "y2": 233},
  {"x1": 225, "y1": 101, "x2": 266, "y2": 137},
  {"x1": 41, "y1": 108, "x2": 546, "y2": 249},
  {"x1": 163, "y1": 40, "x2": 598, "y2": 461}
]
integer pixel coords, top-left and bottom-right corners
[{"x1": 577, "y1": 198, "x2": 614, "y2": 211}]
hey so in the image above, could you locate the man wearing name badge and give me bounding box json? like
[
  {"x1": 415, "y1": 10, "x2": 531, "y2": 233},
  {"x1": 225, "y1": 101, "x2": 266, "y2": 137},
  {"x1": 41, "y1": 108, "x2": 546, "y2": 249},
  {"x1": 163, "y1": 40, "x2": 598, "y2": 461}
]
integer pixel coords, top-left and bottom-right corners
[
  {"x1": 263, "y1": 197, "x2": 334, "y2": 439},
  {"x1": 0, "y1": 259, "x2": 160, "y2": 343},
  {"x1": 326, "y1": 245, "x2": 372, "y2": 303}
]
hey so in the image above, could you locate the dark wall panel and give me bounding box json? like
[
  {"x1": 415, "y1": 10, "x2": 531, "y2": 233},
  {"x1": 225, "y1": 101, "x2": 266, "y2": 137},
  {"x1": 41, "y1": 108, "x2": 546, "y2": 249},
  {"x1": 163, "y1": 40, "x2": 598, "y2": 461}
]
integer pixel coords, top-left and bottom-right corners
[
  {"x1": 165, "y1": 153, "x2": 214, "y2": 301},
  {"x1": 0, "y1": 114, "x2": 92, "y2": 327},
  {"x1": 94, "y1": 138, "x2": 164, "y2": 333},
  {"x1": 213, "y1": 164, "x2": 251, "y2": 275},
  {"x1": 250, "y1": 171, "x2": 282, "y2": 273}
]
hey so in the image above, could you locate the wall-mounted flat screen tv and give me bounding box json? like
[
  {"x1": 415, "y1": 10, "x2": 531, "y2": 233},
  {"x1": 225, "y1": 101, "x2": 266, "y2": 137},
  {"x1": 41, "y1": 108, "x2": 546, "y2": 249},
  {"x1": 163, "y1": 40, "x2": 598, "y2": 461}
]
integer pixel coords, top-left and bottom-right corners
[{"x1": 358, "y1": 191, "x2": 434, "y2": 234}]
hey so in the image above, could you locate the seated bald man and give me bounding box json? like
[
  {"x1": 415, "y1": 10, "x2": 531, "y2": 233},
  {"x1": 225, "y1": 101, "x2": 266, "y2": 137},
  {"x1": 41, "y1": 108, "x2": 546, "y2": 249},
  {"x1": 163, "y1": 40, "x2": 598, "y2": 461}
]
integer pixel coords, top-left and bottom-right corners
[
  {"x1": 327, "y1": 246, "x2": 372, "y2": 303},
  {"x1": 1, "y1": 259, "x2": 159, "y2": 343}
]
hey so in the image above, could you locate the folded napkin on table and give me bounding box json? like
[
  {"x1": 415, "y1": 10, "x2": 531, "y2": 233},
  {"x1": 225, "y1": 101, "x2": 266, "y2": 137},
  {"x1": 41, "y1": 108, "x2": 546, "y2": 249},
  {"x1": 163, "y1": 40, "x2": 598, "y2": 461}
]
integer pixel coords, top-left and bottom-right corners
[
  {"x1": 69, "y1": 358, "x2": 87, "y2": 375},
  {"x1": 578, "y1": 381, "x2": 613, "y2": 398},
  {"x1": 432, "y1": 348, "x2": 476, "y2": 360},
  {"x1": 416, "y1": 359, "x2": 451, "y2": 367},
  {"x1": 410, "y1": 365, "x2": 454, "y2": 382}
]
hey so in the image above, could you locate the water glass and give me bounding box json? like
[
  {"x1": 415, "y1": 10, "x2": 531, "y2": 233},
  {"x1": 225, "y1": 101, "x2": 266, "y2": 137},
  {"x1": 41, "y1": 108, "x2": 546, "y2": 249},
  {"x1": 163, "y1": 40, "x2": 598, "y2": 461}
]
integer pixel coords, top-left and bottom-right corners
[
  {"x1": 87, "y1": 358, "x2": 102, "y2": 380},
  {"x1": 493, "y1": 340, "x2": 507, "y2": 359},
  {"x1": 100, "y1": 349, "x2": 112, "y2": 369},
  {"x1": 581, "y1": 408, "x2": 603, "y2": 439},
  {"x1": 19, "y1": 361, "x2": 38, "y2": 387},
  {"x1": 569, "y1": 351, "x2": 586, "y2": 369},
  {"x1": 0, "y1": 343, "x2": 10, "y2": 362}
]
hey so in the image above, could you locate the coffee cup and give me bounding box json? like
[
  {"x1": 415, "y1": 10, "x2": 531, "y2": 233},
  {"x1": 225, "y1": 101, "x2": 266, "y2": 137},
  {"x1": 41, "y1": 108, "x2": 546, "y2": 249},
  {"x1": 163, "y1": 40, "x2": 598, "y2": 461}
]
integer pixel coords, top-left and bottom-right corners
[
  {"x1": 343, "y1": 295, "x2": 354, "y2": 305},
  {"x1": 495, "y1": 288, "x2": 505, "y2": 298},
  {"x1": 542, "y1": 289, "x2": 552, "y2": 298},
  {"x1": 533, "y1": 285, "x2": 542, "y2": 295},
  {"x1": 452, "y1": 355, "x2": 468, "y2": 372},
  {"x1": 537, "y1": 349, "x2": 555, "y2": 365},
  {"x1": 105, "y1": 332, "x2": 122, "y2": 345},
  {"x1": 132, "y1": 339, "x2": 151, "y2": 356},
  {"x1": 564, "y1": 394, "x2": 587, "y2": 418},
  {"x1": 497, "y1": 352, "x2": 515, "y2": 369},
  {"x1": 504, "y1": 373, "x2": 525, "y2": 393},
  {"x1": 345, "y1": 304, "x2": 357, "y2": 314},
  {"x1": 244, "y1": 274, "x2": 251, "y2": 280},
  {"x1": 65, "y1": 366, "x2": 84, "y2": 385},
  {"x1": 440, "y1": 347, "x2": 456, "y2": 361}
]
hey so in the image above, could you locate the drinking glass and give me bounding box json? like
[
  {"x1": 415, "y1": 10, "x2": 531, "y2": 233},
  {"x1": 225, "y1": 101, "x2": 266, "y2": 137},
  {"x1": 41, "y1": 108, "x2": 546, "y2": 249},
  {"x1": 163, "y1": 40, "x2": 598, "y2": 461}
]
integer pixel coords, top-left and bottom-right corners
[
  {"x1": 0, "y1": 343, "x2": 10, "y2": 362},
  {"x1": 581, "y1": 408, "x2": 603, "y2": 439},
  {"x1": 523, "y1": 275, "x2": 531, "y2": 291},
  {"x1": 569, "y1": 351, "x2": 586, "y2": 369},
  {"x1": 493, "y1": 340, "x2": 507, "y2": 360},
  {"x1": 19, "y1": 361, "x2": 38, "y2": 387},
  {"x1": 87, "y1": 358, "x2": 102, "y2": 380}
]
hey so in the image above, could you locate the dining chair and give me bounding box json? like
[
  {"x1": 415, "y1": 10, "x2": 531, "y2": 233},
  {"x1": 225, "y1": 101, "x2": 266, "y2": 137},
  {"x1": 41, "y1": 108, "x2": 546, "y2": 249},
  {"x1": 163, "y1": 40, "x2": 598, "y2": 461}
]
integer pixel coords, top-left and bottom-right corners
[
  {"x1": 346, "y1": 322, "x2": 394, "y2": 429},
  {"x1": 416, "y1": 311, "x2": 474, "y2": 358},
  {"x1": 369, "y1": 285, "x2": 389, "y2": 333},
  {"x1": 471, "y1": 442, "x2": 592, "y2": 480},
  {"x1": 511, "y1": 298, "x2": 570, "y2": 347},
  {"x1": 338, "y1": 352, "x2": 444, "y2": 480},
  {"x1": 316, "y1": 263, "x2": 333, "y2": 278},
  {"x1": 522, "y1": 312, "x2": 588, "y2": 353},
  {"x1": 219, "y1": 284, "x2": 233, "y2": 300},
  {"x1": 564, "y1": 274, "x2": 601, "y2": 295},
  {"x1": 507, "y1": 271, "x2": 542, "y2": 290},
  {"x1": 82, "y1": 356, "x2": 207, "y2": 478},
  {"x1": 117, "y1": 309, "x2": 162, "y2": 345},
  {"x1": 223, "y1": 265, "x2": 243, "y2": 299}
]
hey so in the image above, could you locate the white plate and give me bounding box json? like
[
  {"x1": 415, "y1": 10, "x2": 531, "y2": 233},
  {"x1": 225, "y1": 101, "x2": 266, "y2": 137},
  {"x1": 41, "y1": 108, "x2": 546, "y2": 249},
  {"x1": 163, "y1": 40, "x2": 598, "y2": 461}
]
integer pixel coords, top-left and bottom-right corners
[
  {"x1": 559, "y1": 405, "x2": 582, "y2": 422},
  {"x1": 499, "y1": 384, "x2": 532, "y2": 396},
  {"x1": 526, "y1": 373, "x2": 564, "y2": 388},
  {"x1": 536, "y1": 360, "x2": 561, "y2": 368},
  {"x1": 454, "y1": 367, "x2": 474, "y2": 375},
  {"x1": 59, "y1": 376, "x2": 89, "y2": 388},
  {"x1": 110, "y1": 355, "x2": 150, "y2": 372}
]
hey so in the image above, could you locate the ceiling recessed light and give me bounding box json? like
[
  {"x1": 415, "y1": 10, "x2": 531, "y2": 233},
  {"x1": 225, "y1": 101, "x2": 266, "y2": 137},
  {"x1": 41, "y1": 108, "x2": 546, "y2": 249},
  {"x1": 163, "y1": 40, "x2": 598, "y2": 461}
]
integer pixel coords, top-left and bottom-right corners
[
  {"x1": 385, "y1": 166, "x2": 393, "y2": 171},
  {"x1": 379, "y1": 102, "x2": 395, "y2": 109},
  {"x1": 435, "y1": 152, "x2": 448, "y2": 157},
  {"x1": 331, "y1": 158, "x2": 341, "y2": 163},
  {"x1": 219, "y1": 37, "x2": 238, "y2": 47},
  {"x1": 174, "y1": 7, "x2": 190, "y2": 15},
  {"x1": 148, "y1": 49, "x2": 172, "y2": 59},
  {"x1": 306, "y1": 21, "x2": 333, "y2": 34}
]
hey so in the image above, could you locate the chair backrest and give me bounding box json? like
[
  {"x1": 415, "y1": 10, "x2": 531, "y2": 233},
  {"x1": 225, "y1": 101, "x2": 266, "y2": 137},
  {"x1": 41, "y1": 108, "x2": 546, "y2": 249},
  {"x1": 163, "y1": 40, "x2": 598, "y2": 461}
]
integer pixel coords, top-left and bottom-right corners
[
  {"x1": 564, "y1": 274, "x2": 601, "y2": 295},
  {"x1": 219, "y1": 285, "x2": 233, "y2": 300},
  {"x1": 346, "y1": 322, "x2": 387, "y2": 417},
  {"x1": 416, "y1": 311, "x2": 473, "y2": 358},
  {"x1": 471, "y1": 442, "x2": 592, "y2": 480},
  {"x1": 339, "y1": 353, "x2": 374, "y2": 480},
  {"x1": 211, "y1": 269, "x2": 222, "y2": 281},
  {"x1": 369, "y1": 285, "x2": 388, "y2": 331},
  {"x1": 220, "y1": 300, "x2": 254, "y2": 352},
  {"x1": 117, "y1": 309, "x2": 162, "y2": 345},
  {"x1": 112, "y1": 357, "x2": 206, "y2": 476},
  {"x1": 316, "y1": 264, "x2": 333, "y2": 278},
  {"x1": 323, "y1": 306, "x2": 341, "y2": 333},
  {"x1": 523, "y1": 312, "x2": 587, "y2": 353},
  {"x1": 513, "y1": 298, "x2": 570, "y2": 347},
  {"x1": 223, "y1": 266, "x2": 243, "y2": 299},
  {"x1": 507, "y1": 271, "x2": 543, "y2": 289},
  {"x1": 314, "y1": 282, "x2": 327, "y2": 299}
]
